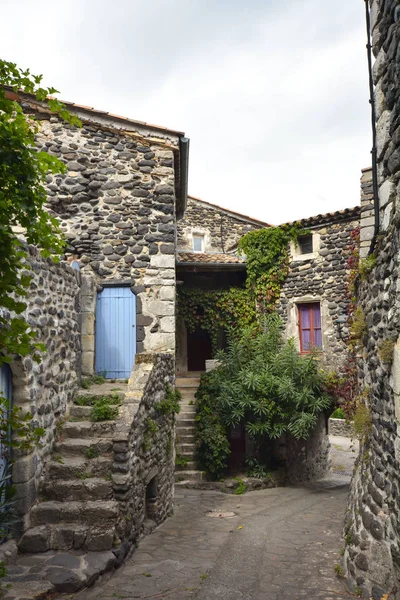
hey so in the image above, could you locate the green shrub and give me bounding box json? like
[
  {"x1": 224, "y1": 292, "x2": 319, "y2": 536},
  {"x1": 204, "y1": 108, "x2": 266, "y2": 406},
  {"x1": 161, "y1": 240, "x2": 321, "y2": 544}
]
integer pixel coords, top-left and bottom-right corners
[
  {"x1": 245, "y1": 458, "x2": 271, "y2": 480},
  {"x1": 359, "y1": 255, "x2": 376, "y2": 280},
  {"x1": 350, "y1": 307, "x2": 366, "y2": 341},
  {"x1": 175, "y1": 453, "x2": 189, "y2": 467},
  {"x1": 234, "y1": 478, "x2": 247, "y2": 495},
  {"x1": 331, "y1": 408, "x2": 346, "y2": 419},
  {"x1": 378, "y1": 338, "x2": 396, "y2": 365},
  {"x1": 195, "y1": 317, "x2": 331, "y2": 479},
  {"x1": 90, "y1": 396, "x2": 120, "y2": 422},
  {"x1": 156, "y1": 385, "x2": 181, "y2": 416},
  {"x1": 353, "y1": 403, "x2": 372, "y2": 441}
]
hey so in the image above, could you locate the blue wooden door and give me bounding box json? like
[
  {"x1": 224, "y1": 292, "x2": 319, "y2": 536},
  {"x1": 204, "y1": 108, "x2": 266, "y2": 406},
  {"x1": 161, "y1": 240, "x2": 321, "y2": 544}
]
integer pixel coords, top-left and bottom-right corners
[
  {"x1": 0, "y1": 364, "x2": 12, "y2": 481},
  {"x1": 95, "y1": 287, "x2": 136, "y2": 379}
]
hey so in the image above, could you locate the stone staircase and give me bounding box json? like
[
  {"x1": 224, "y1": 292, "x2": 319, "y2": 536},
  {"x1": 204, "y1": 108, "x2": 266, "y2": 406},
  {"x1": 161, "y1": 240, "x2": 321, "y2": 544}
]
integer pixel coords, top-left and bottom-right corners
[
  {"x1": 18, "y1": 386, "x2": 126, "y2": 554},
  {"x1": 175, "y1": 375, "x2": 204, "y2": 484}
]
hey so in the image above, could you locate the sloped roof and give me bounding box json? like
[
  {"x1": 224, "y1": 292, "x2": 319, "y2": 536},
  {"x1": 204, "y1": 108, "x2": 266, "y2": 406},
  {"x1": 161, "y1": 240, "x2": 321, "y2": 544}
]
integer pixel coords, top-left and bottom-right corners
[
  {"x1": 187, "y1": 196, "x2": 272, "y2": 227},
  {"x1": 176, "y1": 251, "x2": 246, "y2": 265},
  {"x1": 283, "y1": 206, "x2": 360, "y2": 229}
]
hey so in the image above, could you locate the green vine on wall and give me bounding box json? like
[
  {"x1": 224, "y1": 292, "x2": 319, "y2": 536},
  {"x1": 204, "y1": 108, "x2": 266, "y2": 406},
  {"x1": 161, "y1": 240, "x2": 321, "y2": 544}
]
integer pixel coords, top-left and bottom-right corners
[{"x1": 177, "y1": 224, "x2": 304, "y2": 348}]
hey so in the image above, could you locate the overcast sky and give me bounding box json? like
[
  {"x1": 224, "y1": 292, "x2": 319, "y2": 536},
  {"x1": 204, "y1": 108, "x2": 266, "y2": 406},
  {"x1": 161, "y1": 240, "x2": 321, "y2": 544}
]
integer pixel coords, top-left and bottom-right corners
[{"x1": 1, "y1": 0, "x2": 371, "y2": 224}]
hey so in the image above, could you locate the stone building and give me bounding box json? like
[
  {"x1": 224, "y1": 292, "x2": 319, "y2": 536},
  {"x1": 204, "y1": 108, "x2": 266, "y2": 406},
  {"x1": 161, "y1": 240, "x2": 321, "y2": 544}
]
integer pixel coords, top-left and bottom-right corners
[
  {"x1": 279, "y1": 206, "x2": 360, "y2": 372},
  {"x1": 176, "y1": 195, "x2": 268, "y2": 373},
  {"x1": 342, "y1": 1, "x2": 400, "y2": 597},
  {"x1": 174, "y1": 196, "x2": 359, "y2": 483},
  {"x1": 0, "y1": 91, "x2": 190, "y2": 582}
]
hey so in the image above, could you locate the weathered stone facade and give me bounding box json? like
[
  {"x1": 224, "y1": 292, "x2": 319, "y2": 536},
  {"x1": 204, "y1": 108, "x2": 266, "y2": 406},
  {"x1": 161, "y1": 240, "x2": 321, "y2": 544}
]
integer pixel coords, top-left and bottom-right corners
[
  {"x1": 278, "y1": 208, "x2": 360, "y2": 371},
  {"x1": 344, "y1": 2, "x2": 400, "y2": 597},
  {"x1": 177, "y1": 196, "x2": 267, "y2": 253},
  {"x1": 113, "y1": 353, "x2": 175, "y2": 548},
  {"x1": 26, "y1": 97, "x2": 188, "y2": 367},
  {"x1": 11, "y1": 247, "x2": 81, "y2": 526}
]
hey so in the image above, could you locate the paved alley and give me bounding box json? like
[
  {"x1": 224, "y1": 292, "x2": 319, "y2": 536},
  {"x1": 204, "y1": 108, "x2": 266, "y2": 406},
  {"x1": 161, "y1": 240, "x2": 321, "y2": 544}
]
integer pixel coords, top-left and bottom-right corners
[{"x1": 65, "y1": 436, "x2": 357, "y2": 600}]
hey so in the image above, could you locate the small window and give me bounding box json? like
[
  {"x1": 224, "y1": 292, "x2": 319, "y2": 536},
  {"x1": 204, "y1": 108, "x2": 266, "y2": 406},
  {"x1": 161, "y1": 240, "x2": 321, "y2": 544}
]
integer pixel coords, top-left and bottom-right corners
[
  {"x1": 193, "y1": 235, "x2": 204, "y2": 252},
  {"x1": 298, "y1": 303, "x2": 322, "y2": 352},
  {"x1": 298, "y1": 235, "x2": 313, "y2": 255}
]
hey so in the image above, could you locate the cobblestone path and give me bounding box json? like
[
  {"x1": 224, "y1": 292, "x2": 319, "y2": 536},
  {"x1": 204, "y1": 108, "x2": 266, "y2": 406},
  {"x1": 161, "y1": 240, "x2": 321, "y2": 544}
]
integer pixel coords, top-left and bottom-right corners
[{"x1": 63, "y1": 436, "x2": 356, "y2": 600}]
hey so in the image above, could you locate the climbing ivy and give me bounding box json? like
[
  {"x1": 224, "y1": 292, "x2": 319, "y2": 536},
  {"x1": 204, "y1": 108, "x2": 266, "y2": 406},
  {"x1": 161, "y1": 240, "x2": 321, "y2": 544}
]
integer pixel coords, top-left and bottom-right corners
[{"x1": 177, "y1": 224, "x2": 304, "y2": 348}]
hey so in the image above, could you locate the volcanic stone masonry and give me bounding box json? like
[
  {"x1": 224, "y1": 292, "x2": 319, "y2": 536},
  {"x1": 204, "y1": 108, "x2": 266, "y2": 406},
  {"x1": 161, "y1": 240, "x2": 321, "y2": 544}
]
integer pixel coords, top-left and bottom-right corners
[
  {"x1": 28, "y1": 101, "x2": 182, "y2": 365},
  {"x1": 177, "y1": 196, "x2": 267, "y2": 253},
  {"x1": 343, "y1": 2, "x2": 400, "y2": 598},
  {"x1": 11, "y1": 247, "x2": 81, "y2": 530},
  {"x1": 278, "y1": 209, "x2": 360, "y2": 372}
]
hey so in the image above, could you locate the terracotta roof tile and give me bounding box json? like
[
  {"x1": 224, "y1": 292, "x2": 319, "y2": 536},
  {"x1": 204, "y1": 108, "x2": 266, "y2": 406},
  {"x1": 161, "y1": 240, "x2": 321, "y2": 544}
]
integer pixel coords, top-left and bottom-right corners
[
  {"x1": 283, "y1": 206, "x2": 360, "y2": 229},
  {"x1": 176, "y1": 252, "x2": 246, "y2": 265}
]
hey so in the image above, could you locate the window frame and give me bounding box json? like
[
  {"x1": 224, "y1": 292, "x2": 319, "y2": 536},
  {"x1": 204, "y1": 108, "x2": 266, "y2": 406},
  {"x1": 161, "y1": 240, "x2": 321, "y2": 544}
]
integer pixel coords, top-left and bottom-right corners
[
  {"x1": 192, "y1": 234, "x2": 205, "y2": 253},
  {"x1": 298, "y1": 302, "x2": 322, "y2": 353}
]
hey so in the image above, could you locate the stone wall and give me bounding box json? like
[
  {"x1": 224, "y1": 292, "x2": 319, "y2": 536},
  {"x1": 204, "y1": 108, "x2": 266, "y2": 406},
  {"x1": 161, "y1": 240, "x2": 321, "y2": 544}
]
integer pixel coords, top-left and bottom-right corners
[
  {"x1": 11, "y1": 247, "x2": 81, "y2": 523},
  {"x1": 272, "y1": 416, "x2": 331, "y2": 484},
  {"x1": 177, "y1": 196, "x2": 266, "y2": 253},
  {"x1": 278, "y1": 213, "x2": 359, "y2": 371},
  {"x1": 344, "y1": 2, "x2": 400, "y2": 597},
  {"x1": 28, "y1": 103, "x2": 181, "y2": 367},
  {"x1": 112, "y1": 353, "x2": 175, "y2": 554},
  {"x1": 329, "y1": 418, "x2": 354, "y2": 438}
]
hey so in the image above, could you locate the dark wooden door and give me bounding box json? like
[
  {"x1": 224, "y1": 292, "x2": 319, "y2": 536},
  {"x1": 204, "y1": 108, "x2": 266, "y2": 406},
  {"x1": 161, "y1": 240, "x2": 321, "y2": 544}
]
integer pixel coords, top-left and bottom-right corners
[{"x1": 187, "y1": 328, "x2": 212, "y2": 372}]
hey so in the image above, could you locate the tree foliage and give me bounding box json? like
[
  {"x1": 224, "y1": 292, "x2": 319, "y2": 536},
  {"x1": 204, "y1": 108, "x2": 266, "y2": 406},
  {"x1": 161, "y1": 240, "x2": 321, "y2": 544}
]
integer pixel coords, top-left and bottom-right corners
[
  {"x1": 195, "y1": 316, "x2": 332, "y2": 479},
  {"x1": 0, "y1": 59, "x2": 80, "y2": 365}
]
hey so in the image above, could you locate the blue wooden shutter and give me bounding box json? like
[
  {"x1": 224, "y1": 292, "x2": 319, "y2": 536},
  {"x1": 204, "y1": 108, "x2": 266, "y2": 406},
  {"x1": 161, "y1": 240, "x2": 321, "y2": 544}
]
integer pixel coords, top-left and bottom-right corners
[{"x1": 95, "y1": 287, "x2": 136, "y2": 379}]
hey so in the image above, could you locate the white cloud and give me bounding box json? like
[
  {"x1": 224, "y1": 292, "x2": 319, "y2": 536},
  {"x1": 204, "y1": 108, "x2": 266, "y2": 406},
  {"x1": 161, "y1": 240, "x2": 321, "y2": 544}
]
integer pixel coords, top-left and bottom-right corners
[{"x1": 0, "y1": 0, "x2": 371, "y2": 223}]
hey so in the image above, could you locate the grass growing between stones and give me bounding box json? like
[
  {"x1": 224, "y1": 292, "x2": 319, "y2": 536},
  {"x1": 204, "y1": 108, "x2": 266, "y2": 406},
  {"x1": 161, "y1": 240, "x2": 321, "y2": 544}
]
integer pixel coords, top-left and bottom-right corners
[{"x1": 85, "y1": 447, "x2": 101, "y2": 459}]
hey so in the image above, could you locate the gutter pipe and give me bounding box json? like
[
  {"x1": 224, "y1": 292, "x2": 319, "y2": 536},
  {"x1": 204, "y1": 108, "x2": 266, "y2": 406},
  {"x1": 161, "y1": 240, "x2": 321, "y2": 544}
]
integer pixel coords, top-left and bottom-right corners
[
  {"x1": 178, "y1": 137, "x2": 190, "y2": 219},
  {"x1": 364, "y1": 0, "x2": 380, "y2": 254}
]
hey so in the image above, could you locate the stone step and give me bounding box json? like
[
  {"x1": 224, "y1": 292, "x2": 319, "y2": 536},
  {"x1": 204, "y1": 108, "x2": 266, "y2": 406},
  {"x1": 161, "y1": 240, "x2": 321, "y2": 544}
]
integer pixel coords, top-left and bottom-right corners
[
  {"x1": 63, "y1": 420, "x2": 116, "y2": 439},
  {"x1": 30, "y1": 500, "x2": 118, "y2": 527},
  {"x1": 48, "y1": 456, "x2": 113, "y2": 480},
  {"x1": 70, "y1": 405, "x2": 92, "y2": 419},
  {"x1": 176, "y1": 425, "x2": 196, "y2": 434},
  {"x1": 42, "y1": 477, "x2": 113, "y2": 502},
  {"x1": 175, "y1": 378, "x2": 200, "y2": 387},
  {"x1": 177, "y1": 417, "x2": 197, "y2": 426},
  {"x1": 54, "y1": 438, "x2": 113, "y2": 456},
  {"x1": 176, "y1": 432, "x2": 196, "y2": 443},
  {"x1": 18, "y1": 523, "x2": 115, "y2": 553},
  {"x1": 174, "y1": 470, "x2": 204, "y2": 482},
  {"x1": 175, "y1": 460, "x2": 197, "y2": 470},
  {"x1": 176, "y1": 443, "x2": 196, "y2": 453},
  {"x1": 77, "y1": 388, "x2": 125, "y2": 401}
]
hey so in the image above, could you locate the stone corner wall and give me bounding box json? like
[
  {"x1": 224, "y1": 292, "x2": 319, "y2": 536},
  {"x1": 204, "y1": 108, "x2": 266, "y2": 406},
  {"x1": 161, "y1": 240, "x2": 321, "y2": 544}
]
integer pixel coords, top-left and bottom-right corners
[
  {"x1": 11, "y1": 248, "x2": 81, "y2": 526},
  {"x1": 273, "y1": 415, "x2": 330, "y2": 484},
  {"x1": 360, "y1": 168, "x2": 374, "y2": 259},
  {"x1": 111, "y1": 353, "x2": 175, "y2": 553},
  {"x1": 344, "y1": 2, "x2": 400, "y2": 597}
]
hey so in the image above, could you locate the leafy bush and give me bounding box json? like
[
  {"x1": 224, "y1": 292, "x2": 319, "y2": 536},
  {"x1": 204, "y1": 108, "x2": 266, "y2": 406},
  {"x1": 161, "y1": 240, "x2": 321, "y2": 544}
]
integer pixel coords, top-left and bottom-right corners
[
  {"x1": 90, "y1": 396, "x2": 120, "y2": 421},
  {"x1": 195, "y1": 316, "x2": 332, "y2": 479},
  {"x1": 331, "y1": 408, "x2": 346, "y2": 419},
  {"x1": 245, "y1": 458, "x2": 271, "y2": 480},
  {"x1": 156, "y1": 385, "x2": 181, "y2": 415},
  {"x1": 350, "y1": 307, "x2": 366, "y2": 341}
]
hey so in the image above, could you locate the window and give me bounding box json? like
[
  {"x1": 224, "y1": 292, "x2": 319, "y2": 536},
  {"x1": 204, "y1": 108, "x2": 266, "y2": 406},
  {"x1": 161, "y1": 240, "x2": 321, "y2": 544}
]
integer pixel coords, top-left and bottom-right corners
[
  {"x1": 298, "y1": 234, "x2": 313, "y2": 255},
  {"x1": 298, "y1": 303, "x2": 322, "y2": 352},
  {"x1": 193, "y1": 234, "x2": 204, "y2": 252}
]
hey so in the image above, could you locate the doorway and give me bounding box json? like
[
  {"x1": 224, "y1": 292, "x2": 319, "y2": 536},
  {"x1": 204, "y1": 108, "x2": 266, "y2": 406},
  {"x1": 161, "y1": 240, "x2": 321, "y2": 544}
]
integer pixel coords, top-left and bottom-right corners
[
  {"x1": 187, "y1": 327, "x2": 212, "y2": 372},
  {"x1": 95, "y1": 287, "x2": 136, "y2": 379}
]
